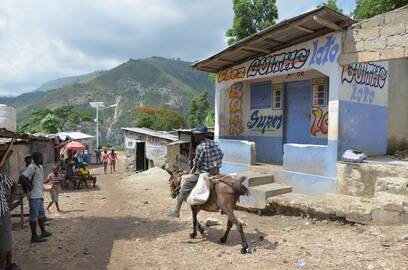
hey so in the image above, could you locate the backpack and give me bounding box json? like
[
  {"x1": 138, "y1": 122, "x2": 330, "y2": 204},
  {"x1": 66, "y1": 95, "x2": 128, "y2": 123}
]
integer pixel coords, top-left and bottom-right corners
[{"x1": 19, "y1": 167, "x2": 36, "y2": 193}]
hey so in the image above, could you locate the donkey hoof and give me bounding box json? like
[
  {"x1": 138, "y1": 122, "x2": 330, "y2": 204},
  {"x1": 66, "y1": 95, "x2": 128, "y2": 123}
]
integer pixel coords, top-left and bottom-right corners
[
  {"x1": 190, "y1": 233, "x2": 197, "y2": 239},
  {"x1": 219, "y1": 237, "x2": 227, "y2": 243},
  {"x1": 240, "y1": 247, "x2": 248, "y2": 254}
]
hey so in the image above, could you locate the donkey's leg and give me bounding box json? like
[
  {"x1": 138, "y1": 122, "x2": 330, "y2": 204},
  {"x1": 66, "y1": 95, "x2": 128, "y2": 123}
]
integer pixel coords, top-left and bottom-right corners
[
  {"x1": 190, "y1": 206, "x2": 199, "y2": 239},
  {"x1": 219, "y1": 219, "x2": 232, "y2": 243},
  {"x1": 197, "y1": 220, "x2": 205, "y2": 236},
  {"x1": 225, "y1": 210, "x2": 248, "y2": 253}
]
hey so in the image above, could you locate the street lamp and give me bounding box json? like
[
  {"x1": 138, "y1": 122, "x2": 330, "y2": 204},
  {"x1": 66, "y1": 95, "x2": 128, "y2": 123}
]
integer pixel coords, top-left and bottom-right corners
[{"x1": 89, "y1": 102, "x2": 117, "y2": 149}]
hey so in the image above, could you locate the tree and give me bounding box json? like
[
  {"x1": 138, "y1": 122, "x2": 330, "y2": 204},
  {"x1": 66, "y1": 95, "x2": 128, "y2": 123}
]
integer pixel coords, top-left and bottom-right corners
[
  {"x1": 187, "y1": 91, "x2": 210, "y2": 128},
  {"x1": 20, "y1": 106, "x2": 93, "y2": 134},
  {"x1": 205, "y1": 111, "x2": 215, "y2": 127},
  {"x1": 317, "y1": 0, "x2": 343, "y2": 13},
  {"x1": 134, "y1": 106, "x2": 186, "y2": 131},
  {"x1": 226, "y1": 0, "x2": 278, "y2": 45},
  {"x1": 353, "y1": 0, "x2": 408, "y2": 21}
]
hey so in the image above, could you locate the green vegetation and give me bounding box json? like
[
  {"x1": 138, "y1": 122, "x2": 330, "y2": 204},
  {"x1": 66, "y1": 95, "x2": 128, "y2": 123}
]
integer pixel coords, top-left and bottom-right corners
[
  {"x1": 205, "y1": 111, "x2": 215, "y2": 127},
  {"x1": 353, "y1": 0, "x2": 408, "y2": 20},
  {"x1": 187, "y1": 91, "x2": 211, "y2": 128},
  {"x1": 5, "y1": 57, "x2": 214, "y2": 145},
  {"x1": 226, "y1": 0, "x2": 278, "y2": 45},
  {"x1": 18, "y1": 105, "x2": 93, "y2": 134},
  {"x1": 318, "y1": 0, "x2": 343, "y2": 13},
  {"x1": 134, "y1": 106, "x2": 186, "y2": 131}
]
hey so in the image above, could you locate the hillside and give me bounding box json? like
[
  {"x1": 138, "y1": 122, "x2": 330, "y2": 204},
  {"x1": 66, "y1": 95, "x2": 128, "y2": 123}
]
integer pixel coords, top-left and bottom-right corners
[{"x1": 6, "y1": 57, "x2": 214, "y2": 146}]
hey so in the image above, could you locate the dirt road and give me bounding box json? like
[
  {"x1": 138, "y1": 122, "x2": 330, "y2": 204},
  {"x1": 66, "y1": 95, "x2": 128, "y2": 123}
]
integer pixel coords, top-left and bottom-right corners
[{"x1": 10, "y1": 157, "x2": 408, "y2": 270}]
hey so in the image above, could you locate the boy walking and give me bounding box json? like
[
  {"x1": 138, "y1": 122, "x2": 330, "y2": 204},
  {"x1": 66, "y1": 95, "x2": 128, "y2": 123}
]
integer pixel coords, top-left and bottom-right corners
[{"x1": 45, "y1": 168, "x2": 62, "y2": 212}]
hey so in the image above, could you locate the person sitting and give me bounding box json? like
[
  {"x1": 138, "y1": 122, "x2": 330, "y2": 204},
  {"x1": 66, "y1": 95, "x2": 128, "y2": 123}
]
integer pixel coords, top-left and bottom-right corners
[
  {"x1": 167, "y1": 124, "x2": 223, "y2": 218},
  {"x1": 78, "y1": 163, "x2": 96, "y2": 188},
  {"x1": 65, "y1": 162, "x2": 82, "y2": 189}
]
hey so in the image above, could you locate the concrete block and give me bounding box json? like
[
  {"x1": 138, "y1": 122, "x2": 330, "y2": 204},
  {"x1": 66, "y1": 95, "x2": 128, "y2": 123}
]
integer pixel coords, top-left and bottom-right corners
[
  {"x1": 357, "y1": 51, "x2": 380, "y2": 62},
  {"x1": 239, "y1": 172, "x2": 274, "y2": 187},
  {"x1": 346, "y1": 209, "x2": 372, "y2": 224},
  {"x1": 360, "y1": 14, "x2": 384, "y2": 28},
  {"x1": 356, "y1": 27, "x2": 380, "y2": 40},
  {"x1": 375, "y1": 177, "x2": 408, "y2": 196},
  {"x1": 239, "y1": 183, "x2": 292, "y2": 209},
  {"x1": 384, "y1": 10, "x2": 408, "y2": 25},
  {"x1": 371, "y1": 209, "x2": 401, "y2": 225},
  {"x1": 387, "y1": 34, "x2": 408, "y2": 47},
  {"x1": 380, "y1": 47, "x2": 405, "y2": 60},
  {"x1": 380, "y1": 23, "x2": 406, "y2": 37},
  {"x1": 338, "y1": 53, "x2": 358, "y2": 65},
  {"x1": 365, "y1": 38, "x2": 386, "y2": 51}
]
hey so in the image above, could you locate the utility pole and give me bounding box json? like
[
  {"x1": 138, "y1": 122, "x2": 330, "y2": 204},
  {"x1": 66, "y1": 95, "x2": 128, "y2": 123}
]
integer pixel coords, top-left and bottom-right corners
[{"x1": 89, "y1": 102, "x2": 117, "y2": 149}]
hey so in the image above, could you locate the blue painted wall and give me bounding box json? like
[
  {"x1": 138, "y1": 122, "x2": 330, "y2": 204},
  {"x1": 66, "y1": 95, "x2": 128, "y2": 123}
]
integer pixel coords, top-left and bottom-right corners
[
  {"x1": 221, "y1": 135, "x2": 283, "y2": 163},
  {"x1": 338, "y1": 101, "x2": 388, "y2": 156}
]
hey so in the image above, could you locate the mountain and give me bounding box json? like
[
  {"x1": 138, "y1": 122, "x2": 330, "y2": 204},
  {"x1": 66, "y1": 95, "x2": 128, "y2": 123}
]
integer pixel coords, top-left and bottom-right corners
[
  {"x1": 34, "y1": 71, "x2": 105, "y2": 92},
  {"x1": 4, "y1": 57, "x2": 214, "y2": 146}
]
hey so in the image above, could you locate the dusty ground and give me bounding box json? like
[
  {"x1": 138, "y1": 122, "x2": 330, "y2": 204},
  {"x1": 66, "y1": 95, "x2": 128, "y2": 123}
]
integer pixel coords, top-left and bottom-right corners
[{"x1": 9, "y1": 155, "x2": 408, "y2": 270}]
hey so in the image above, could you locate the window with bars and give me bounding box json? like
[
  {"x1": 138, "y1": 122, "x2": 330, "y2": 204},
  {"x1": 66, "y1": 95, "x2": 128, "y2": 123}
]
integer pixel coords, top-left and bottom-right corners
[
  {"x1": 272, "y1": 84, "x2": 283, "y2": 110},
  {"x1": 312, "y1": 79, "x2": 328, "y2": 107}
]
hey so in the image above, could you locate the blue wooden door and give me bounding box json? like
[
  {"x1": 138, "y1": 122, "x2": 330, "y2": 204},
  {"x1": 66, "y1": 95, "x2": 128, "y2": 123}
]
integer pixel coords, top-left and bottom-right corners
[{"x1": 284, "y1": 80, "x2": 311, "y2": 144}]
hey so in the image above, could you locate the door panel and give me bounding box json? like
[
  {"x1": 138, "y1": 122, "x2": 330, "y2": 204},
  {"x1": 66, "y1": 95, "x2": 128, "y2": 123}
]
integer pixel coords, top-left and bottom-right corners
[{"x1": 284, "y1": 80, "x2": 312, "y2": 144}]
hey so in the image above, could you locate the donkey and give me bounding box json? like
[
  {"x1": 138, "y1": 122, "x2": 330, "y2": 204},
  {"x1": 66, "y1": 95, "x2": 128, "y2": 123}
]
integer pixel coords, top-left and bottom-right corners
[{"x1": 168, "y1": 171, "x2": 251, "y2": 253}]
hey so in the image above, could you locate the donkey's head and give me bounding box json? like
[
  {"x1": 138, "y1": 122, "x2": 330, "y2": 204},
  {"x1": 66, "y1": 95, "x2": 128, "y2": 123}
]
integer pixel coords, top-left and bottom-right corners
[{"x1": 166, "y1": 168, "x2": 184, "y2": 199}]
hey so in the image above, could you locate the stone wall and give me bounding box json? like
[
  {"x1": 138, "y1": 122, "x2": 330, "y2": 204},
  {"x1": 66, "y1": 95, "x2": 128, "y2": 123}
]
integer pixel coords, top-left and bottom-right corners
[{"x1": 340, "y1": 5, "x2": 408, "y2": 65}]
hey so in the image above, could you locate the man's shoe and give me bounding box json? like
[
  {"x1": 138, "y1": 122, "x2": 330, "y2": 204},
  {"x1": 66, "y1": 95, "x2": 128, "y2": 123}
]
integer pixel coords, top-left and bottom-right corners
[
  {"x1": 5, "y1": 263, "x2": 21, "y2": 270},
  {"x1": 40, "y1": 231, "x2": 52, "y2": 238},
  {"x1": 31, "y1": 237, "x2": 47, "y2": 243},
  {"x1": 166, "y1": 210, "x2": 180, "y2": 218}
]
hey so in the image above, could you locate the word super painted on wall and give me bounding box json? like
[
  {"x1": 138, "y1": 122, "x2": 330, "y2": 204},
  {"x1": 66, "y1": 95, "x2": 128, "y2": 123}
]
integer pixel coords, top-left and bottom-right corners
[
  {"x1": 310, "y1": 107, "x2": 328, "y2": 137},
  {"x1": 247, "y1": 110, "x2": 283, "y2": 134},
  {"x1": 341, "y1": 62, "x2": 388, "y2": 104},
  {"x1": 228, "y1": 82, "x2": 244, "y2": 135}
]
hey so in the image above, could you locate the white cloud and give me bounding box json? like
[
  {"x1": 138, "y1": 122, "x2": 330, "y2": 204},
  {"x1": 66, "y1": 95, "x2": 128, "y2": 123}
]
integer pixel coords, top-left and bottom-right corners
[{"x1": 0, "y1": 0, "x2": 354, "y2": 96}]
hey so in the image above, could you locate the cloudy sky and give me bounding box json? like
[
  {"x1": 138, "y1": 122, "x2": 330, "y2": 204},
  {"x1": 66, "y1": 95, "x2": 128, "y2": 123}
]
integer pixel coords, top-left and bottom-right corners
[{"x1": 0, "y1": 0, "x2": 355, "y2": 96}]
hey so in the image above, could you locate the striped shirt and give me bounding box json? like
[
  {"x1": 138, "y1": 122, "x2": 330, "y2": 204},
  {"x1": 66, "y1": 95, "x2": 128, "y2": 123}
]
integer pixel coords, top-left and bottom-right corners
[
  {"x1": 193, "y1": 139, "x2": 224, "y2": 173},
  {"x1": 0, "y1": 174, "x2": 14, "y2": 216}
]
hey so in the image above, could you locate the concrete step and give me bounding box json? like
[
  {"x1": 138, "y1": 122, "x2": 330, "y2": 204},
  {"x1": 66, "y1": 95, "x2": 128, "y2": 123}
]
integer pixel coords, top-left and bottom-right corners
[
  {"x1": 375, "y1": 177, "x2": 408, "y2": 196},
  {"x1": 238, "y1": 171, "x2": 275, "y2": 187},
  {"x1": 238, "y1": 183, "x2": 292, "y2": 209}
]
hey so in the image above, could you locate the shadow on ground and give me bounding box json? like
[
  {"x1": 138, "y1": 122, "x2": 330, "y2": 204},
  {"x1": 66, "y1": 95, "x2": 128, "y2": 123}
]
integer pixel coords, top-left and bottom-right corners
[{"x1": 14, "y1": 215, "x2": 188, "y2": 270}]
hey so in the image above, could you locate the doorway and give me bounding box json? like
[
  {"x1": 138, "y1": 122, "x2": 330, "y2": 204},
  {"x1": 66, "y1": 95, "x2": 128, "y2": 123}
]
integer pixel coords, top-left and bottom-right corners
[
  {"x1": 136, "y1": 142, "x2": 146, "y2": 171},
  {"x1": 284, "y1": 80, "x2": 312, "y2": 144}
]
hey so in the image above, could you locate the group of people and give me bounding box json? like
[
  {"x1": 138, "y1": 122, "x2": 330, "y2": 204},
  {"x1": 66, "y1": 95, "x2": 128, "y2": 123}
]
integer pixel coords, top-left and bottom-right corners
[
  {"x1": 95, "y1": 149, "x2": 118, "y2": 175},
  {"x1": 65, "y1": 162, "x2": 97, "y2": 190}
]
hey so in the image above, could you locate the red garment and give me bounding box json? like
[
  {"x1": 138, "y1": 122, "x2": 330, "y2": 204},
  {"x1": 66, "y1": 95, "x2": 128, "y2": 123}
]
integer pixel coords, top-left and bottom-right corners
[{"x1": 109, "y1": 152, "x2": 117, "y2": 161}]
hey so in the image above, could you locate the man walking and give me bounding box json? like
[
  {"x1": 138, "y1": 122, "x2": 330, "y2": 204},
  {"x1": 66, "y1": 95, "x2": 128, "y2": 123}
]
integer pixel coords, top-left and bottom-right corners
[
  {"x1": 20, "y1": 152, "x2": 52, "y2": 243},
  {"x1": 0, "y1": 173, "x2": 20, "y2": 270},
  {"x1": 167, "y1": 125, "x2": 223, "y2": 218}
]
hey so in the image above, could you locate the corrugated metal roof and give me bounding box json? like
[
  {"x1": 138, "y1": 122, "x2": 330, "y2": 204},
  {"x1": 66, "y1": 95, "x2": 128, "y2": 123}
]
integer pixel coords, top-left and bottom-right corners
[
  {"x1": 56, "y1": 132, "x2": 94, "y2": 141},
  {"x1": 121, "y1": 127, "x2": 178, "y2": 141},
  {"x1": 192, "y1": 7, "x2": 354, "y2": 73}
]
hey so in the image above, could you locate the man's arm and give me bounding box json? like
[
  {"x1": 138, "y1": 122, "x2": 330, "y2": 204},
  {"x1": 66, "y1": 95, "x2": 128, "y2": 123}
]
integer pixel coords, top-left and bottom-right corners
[
  {"x1": 192, "y1": 146, "x2": 204, "y2": 174},
  {"x1": 8, "y1": 182, "x2": 16, "y2": 206}
]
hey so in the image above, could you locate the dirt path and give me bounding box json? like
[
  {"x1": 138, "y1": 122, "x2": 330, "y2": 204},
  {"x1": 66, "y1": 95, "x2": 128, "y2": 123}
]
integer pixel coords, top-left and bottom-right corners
[{"x1": 10, "y1": 157, "x2": 408, "y2": 270}]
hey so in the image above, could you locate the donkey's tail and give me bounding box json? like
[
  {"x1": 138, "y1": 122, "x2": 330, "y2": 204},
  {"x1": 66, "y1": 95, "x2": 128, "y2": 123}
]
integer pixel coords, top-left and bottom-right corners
[{"x1": 236, "y1": 176, "x2": 250, "y2": 196}]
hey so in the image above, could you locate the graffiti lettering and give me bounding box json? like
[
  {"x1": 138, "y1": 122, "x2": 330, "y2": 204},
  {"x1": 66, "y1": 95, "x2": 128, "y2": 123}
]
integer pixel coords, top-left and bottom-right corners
[
  {"x1": 341, "y1": 63, "x2": 388, "y2": 89},
  {"x1": 247, "y1": 110, "x2": 283, "y2": 134},
  {"x1": 311, "y1": 107, "x2": 328, "y2": 136},
  {"x1": 350, "y1": 85, "x2": 375, "y2": 104},
  {"x1": 246, "y1": 48, "x2": 310, "y2": 78},
  {"x1": 228, "y1": 83, "x2": 244, "y2": 135},
  {"x1": 309, "y1": 35, "x2": 340, "y2": 66},
  {"x1": 218, "y1": 67, "x2": 246, "y2": 83}
]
